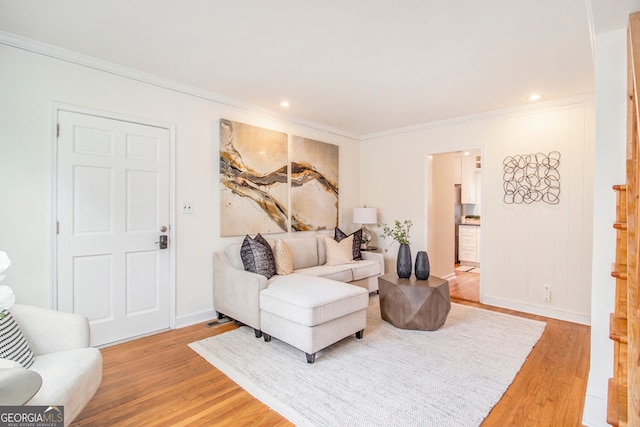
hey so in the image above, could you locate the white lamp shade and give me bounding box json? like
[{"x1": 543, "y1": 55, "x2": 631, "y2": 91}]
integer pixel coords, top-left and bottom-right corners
[{"x1": 353, "y1": 207, "x2": 377, "y2": 224}]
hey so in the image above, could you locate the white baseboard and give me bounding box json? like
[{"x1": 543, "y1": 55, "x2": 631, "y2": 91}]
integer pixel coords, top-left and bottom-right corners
[
  {"x1": 175, "y1": 308, "x2": 218, "y2": 329},
  {"x1": 582, "y1": 386, "x2": 609, "y2": 427},
  {"x1": 481, "y1": 295, "x2": 591, "y2": 325},
  {"x1": 442, "y1": 272, "x2": 457, "y2": 282}
]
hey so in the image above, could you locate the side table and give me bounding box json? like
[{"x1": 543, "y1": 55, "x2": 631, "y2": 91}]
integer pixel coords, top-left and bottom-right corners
[
  {"x1": 0, "y1": 367, "x2": 42, "y2": 405},
  {"x1": 378, "y1": 273, "x2": 451, "y2": 331}
]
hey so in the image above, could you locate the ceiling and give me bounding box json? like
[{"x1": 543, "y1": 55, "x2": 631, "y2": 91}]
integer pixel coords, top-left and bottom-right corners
[{"x1": 0, "y1": 0, "x2": 639, "y2": 137}]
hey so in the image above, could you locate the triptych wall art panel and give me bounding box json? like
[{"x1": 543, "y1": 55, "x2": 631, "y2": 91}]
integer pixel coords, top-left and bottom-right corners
[
  {"x1": 219, "y1": 119, "x2": 289, "y2": 236},
  {"x1": 219, "y1": 119, "x2": 339, "y2": 236},
  {"x1": 291, "y1": 136, "x2": 339, "y2": 231}
]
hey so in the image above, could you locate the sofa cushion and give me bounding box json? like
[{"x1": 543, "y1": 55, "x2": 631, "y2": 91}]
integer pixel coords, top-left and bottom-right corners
[
  {"x1": 282, "y1": 236, "x2": 318, "y2": 270},
  {"x1": 295, "y1": 265, "x2": 354, "y2": 282},
  {"x1": 316, "y1": 235, "x2": 328, "y2": 265},
  {"x1": 273, "y1": 239, "x2": 293, "y2": 275},
  {"x1": 335, "y1": 227, "x2": 363, "y2": 260},
  {"x1": 324, "y1": 235, "x2": 356, "y2": 266},
  {"x1": 225, "y1": 243, "x2": 244, "y2": 269},
  {"x1": 241, "y1": 234, "x2": 277, "y2": 279},
  {"x1": 351, "y1": 259, "x2": 383, "y2": 280},
  {"x1": 260, "y1": 274, "x2": 368, "y2": 327},
  {"x1": 0, "y1": 310, "x2": 34, "y2": 368}
]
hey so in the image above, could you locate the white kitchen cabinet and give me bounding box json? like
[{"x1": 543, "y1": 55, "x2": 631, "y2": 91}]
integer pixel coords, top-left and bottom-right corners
[
  {"x1": 461, "y1": 155, "x2": 480, "y2": 204},
  {"x1": 458, "y1": 225, "x2": 480, "y2": 264},
  {"x1": 453, "y1": 156, "x2": 462, "y2": 184}
]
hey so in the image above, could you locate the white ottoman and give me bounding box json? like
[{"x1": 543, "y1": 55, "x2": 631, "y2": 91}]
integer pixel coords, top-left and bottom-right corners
[{"x1": 260, "y1": 274, "x2": 368, "y2": 363}]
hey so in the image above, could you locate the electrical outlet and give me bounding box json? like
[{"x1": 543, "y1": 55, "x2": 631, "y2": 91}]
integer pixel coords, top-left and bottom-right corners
[
  {"x1": 181, "y1": 202, "x2": 193, "y2": 214},
  {"x1": 544, "y1": 284, "x2": 551, "y2": 302}
]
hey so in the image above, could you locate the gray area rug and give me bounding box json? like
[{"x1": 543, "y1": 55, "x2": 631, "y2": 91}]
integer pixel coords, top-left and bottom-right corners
[{"x1": 189, "y1": 295, "x2": 545, "y2": 427}]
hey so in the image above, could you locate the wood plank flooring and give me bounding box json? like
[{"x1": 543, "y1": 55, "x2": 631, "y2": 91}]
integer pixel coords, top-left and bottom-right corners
[
  {"x1": 72, "y1": 296, "x2": 589, "y2": 427},
  {"x1": 450, "y1": 266, "x2": 480, "y2": 302}
]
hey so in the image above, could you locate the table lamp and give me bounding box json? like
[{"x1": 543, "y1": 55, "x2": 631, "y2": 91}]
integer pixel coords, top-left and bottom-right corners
[{"x1": 353, "y1": 207, "x2": 377, "y2": 249}]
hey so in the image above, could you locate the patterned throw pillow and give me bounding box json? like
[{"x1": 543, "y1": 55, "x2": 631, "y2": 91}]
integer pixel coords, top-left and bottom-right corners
[
  {"x1": 334, "y1": 227, "x2": 363, "y2": 260},
  {"x1": 324, "y1": 235, "x2": 356, "y2": 266},
  {"x1": 0, "y1": 310, "x2": 35, "y2": 368},
  {"x1": 240, "y1": 234, "x2": 277, "y2": 279},
  {"x1": 273, "y1": 239, "x2": 293, "y2": 275}
]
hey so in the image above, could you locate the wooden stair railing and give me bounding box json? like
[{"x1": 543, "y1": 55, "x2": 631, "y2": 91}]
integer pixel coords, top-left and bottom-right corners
[
  {"x1": 608, "y1": 11, "x2": 640, "y2": 427},
  {"x1": 629, "y1": 13, "x2": 640, "y2": 426},
  {"x1": 610, "y1": 184, "x2": 629, "y2": 426}
]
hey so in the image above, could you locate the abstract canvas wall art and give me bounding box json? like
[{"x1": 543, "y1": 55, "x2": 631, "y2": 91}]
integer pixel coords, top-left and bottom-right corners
[
  {"x1": 503, "y1": 151, "x2": 561, "y2": 205},
  {"x1": 291, "y1": 136, "x2": 339, "y2": 231},
  {"x1": 220, "y1": 119, "x2": 288, "y2": 236}
]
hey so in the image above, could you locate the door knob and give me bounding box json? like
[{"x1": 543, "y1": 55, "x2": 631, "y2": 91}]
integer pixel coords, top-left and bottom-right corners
[{"x1": 160, "y1": 226, "x2": 167, "y2": 232}]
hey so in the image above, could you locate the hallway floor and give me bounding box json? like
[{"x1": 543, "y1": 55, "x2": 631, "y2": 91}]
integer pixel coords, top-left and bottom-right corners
[{"x1": 450, "y1": 264, "x2": 480, "y2": 302}]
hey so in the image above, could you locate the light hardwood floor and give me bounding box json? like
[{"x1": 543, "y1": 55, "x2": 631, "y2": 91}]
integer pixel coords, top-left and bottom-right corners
[
  {"x1": 72, "y1": 295, "x2": 590, "y2": 427},
  {"x1": 450, "y1": 266, "x2": 480, "y2": 302}
]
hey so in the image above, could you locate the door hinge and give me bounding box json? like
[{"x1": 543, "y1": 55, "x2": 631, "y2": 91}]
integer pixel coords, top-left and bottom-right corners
[
  {"x1": 56, "y1": 221, "x2": 60, "y2": 235},
  {"x1": 56, "y1": 124, "x2": 60, "y2": 138}
]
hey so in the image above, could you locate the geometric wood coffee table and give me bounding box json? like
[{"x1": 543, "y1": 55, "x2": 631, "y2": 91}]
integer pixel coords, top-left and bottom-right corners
[{"x1": 378, "y1": 273, "x2": 451, "y2": 331}]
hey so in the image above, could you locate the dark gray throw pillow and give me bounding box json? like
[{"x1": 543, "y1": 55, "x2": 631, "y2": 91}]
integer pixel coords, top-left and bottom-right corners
[
  {"x1": 334, "y1": 227, "x2": 363, "y2": 260},
  {"x1": 241, "y1": 234, "x2": 277, "y2": 279}
]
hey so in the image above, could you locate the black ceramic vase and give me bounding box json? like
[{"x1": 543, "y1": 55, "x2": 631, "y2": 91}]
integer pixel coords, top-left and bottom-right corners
[
  {"x1": 415, "y1": 251, "x2": 430, "y2": 280},
  {"x1": 396, "y1": 243, "x2": 412, "y2": 278}
]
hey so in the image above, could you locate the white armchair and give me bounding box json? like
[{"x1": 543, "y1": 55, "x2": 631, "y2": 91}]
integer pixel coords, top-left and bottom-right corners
[{"x1": 2, "y1": 304, "x2": 102, "y2": 426}]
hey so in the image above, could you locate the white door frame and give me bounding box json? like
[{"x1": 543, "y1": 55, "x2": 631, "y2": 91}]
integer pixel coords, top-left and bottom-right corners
[
  {"x1": 424, "y1": 145, "x2": 485, "y2": 303},
  {"x1": 50, "y1": 103, "x2": 177, "y2": 330}
]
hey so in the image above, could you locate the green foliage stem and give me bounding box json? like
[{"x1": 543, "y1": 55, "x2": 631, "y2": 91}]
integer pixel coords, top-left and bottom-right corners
[{"x1": 380, "y1": 220, "x2": 412, "y2": 250}]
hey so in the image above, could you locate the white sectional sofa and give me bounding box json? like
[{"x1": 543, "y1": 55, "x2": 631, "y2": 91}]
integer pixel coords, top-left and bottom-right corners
[{"x1": 213, "y1": 233, "x2": 384, "y2": 363}]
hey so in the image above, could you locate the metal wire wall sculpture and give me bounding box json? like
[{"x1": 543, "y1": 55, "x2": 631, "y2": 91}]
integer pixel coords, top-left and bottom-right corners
[{"x1": 503, "y1": 151, "x2": 561, "y2": 205}]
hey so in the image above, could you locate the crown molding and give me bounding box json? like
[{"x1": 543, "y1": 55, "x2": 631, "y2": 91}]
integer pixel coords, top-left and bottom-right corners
[
  {"x1": 0, "y1": 30, "x2": 359, "y2": 141},
  {"x1": 360, "y1": 93, "x2": 595, "y2": 141},
  {"x1": 0, "y1": 30, "x2": 595, "y2": 143}
]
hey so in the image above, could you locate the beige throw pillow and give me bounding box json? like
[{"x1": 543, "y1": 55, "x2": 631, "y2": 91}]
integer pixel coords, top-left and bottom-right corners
[
  {"x1": 324, "y1": 235, "x2": 356, "y2": 266},
  {"x1": 273, "y1": 239, "x2": 293, "y2": 275}
]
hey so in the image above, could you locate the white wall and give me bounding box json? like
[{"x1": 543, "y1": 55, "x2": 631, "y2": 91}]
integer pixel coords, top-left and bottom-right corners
[
  {"x1": 0, "y1": 44, "x2": 360, "y2": 325},
  {"x1": 583, "y1": 28, "x2": 627, "y2": 427},
  {"x1": 428, "y1": 153, "x2": 455, "y2": 278},
  {"x1": 362, "y1": 99, "x2": 594, "y2": 324}
]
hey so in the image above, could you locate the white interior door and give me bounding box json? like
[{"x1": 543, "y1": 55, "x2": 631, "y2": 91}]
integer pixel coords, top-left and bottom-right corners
[{"x1": 56, "y1": 110, "x2": 171, "y2": 346}]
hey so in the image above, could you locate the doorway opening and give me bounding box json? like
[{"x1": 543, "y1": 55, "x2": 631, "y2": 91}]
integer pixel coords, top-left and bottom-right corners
[{"x1": 427, "y1": 150, "x2": 481, "y2": 303}]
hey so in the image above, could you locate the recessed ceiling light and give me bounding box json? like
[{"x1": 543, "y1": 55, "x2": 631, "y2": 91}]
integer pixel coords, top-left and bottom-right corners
[
  {"x1": 528, "y1": 93, "x2": 542, "y2": 101},
  {"x1": 463, "y1": 151, "x2": 470, "y2": 156},
  {"x1": 280, "y1": 101, "x2": 290, "y2": 108}
]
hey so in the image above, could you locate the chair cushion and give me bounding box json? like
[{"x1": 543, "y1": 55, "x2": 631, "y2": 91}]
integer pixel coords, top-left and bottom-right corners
[
  {"x1": 28, "y1": 348, "x2": 102, "y2": 424},
  {"x1": 0, "y1": 310, "x2": 34, "y2": 368},
  {"x1": 0, "y1": 358, "x2": 21, "y2": 368},
  {"x1": 260, "y1": 274, "x2": 368, "y2": 327}
]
